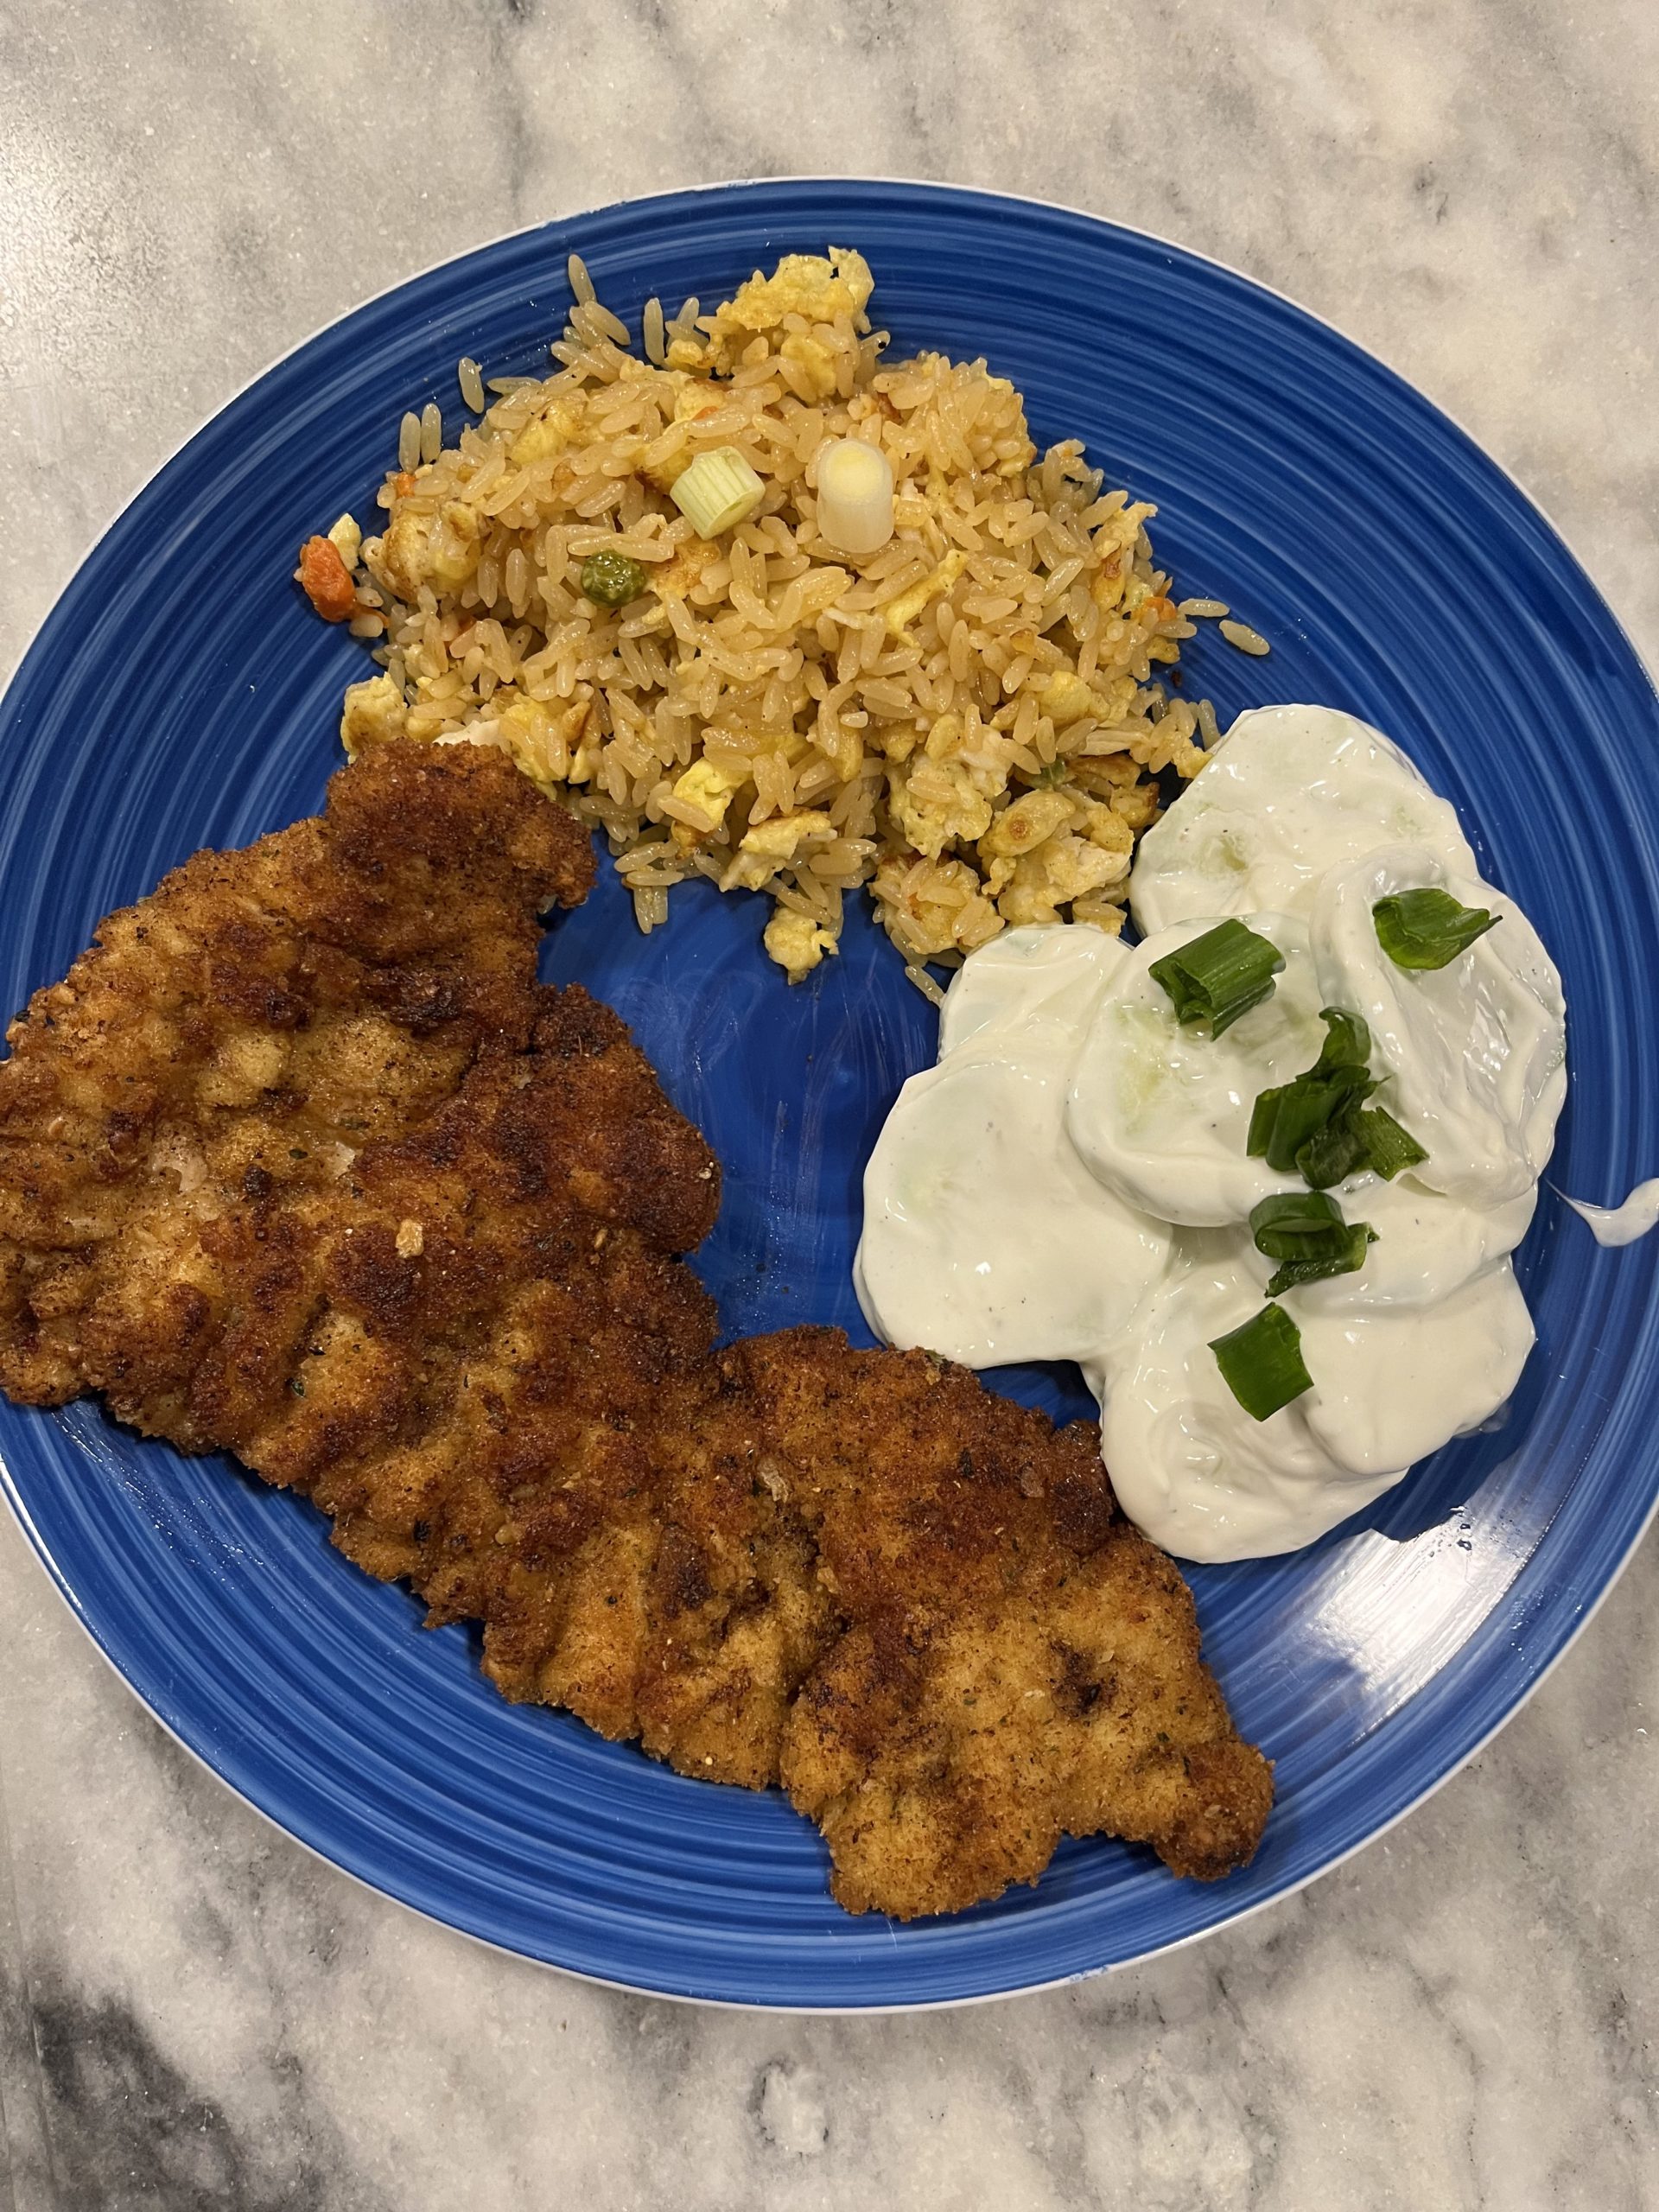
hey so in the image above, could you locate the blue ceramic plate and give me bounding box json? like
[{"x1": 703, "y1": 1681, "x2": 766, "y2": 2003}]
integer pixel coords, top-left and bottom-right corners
[{"x1": 2, "y1": 182, "x2": 1656, "y2": 2009}]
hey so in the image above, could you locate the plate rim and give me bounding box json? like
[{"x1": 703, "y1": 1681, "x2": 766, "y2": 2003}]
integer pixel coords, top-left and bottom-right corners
[{"x1": 2, "y1": 175, "x2": 1656, "y2": 2011}]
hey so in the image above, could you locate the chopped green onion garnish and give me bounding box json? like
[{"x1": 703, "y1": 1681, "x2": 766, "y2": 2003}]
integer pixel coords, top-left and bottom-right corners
[
  {"x1": 1359, "y1": 1105, "x2": 1429, "y2": 1179},
  {"x1": 1148, "y1": 919, "x2": 1285, "y2": 1037},
  {"x1": 1373, "y1": 887, "x2": 1500, "y2": 970},
  {"x1": 1248, "y1": 1061, "x2": 1376, "y2": 1175},
  {"x1": 1262, "y1": 1227, "x2": 1376, "y2": 1296},
  {"x1": 1249, "y1": 1192, "x2": 1376, "y2": 1295},
  {"x1": 1209, "y1": 1302, "x2": 1313, "y2": 1421},
  {"x1": 1309, "y1": 1006, "x2": 1370, "y2": 1072},
  {"x1": 579, "y1": 549, "x2": 646, "y2": 607},
  {"x1": 1249, "y1": 1191, "x2": 1346, "y2": 1253},
  {"x1": 1248, "y1": 1071, "x2": 1358, "y2": 1173},
  {"x1": 671, "y1": 446, "x2": 766, "y2": 538},
  {"x1": 1296, "y1": 1112, "x2": 1374, "y2": 1191},
  {"x1": 1247, "y1": 1004, "x2": 1428, "y2": 1188}
]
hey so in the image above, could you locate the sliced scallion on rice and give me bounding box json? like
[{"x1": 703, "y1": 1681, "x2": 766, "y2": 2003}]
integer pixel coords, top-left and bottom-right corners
[
  {"x1": 1373, "y1": 887, "x2": 1500, "y2": 969},
  {"x1": 1209, "y1": 1302, "x2": 1313, "y2": 1421},
  {"x1": 671, "y1": 447, "x2": 766, "y2": 538},
  {"x1": 815, "y1": 436, "x2": 895, "y2": 556},
  {"x1": 1148, "y1": 919, "x2": 1284, "y2": 1036},
  {"x1": 1249, "y1": 1192, "x2": 1376, "y2": 1296}
]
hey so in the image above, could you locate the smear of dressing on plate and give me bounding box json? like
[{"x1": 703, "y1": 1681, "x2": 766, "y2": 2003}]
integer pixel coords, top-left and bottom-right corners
[{"x1": 1563, "y1": 1179, "x2": 1659, "y2": 1247}]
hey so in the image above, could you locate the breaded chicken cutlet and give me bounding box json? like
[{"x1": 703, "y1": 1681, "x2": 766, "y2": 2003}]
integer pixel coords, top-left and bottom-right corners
[{"x1": 0, "y1": 741, "x2": 1271, "y2": 1916}]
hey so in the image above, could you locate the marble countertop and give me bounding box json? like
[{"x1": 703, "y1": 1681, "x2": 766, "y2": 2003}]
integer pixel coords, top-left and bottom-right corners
[{"x1": 1, "y1": 3, "x2": 1655, "y2": 2205}]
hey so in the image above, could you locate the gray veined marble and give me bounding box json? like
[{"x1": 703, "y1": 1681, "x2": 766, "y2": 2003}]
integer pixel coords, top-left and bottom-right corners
[{"x1": 0, "y1": 1, "x2": 1655, "y2": 2207}]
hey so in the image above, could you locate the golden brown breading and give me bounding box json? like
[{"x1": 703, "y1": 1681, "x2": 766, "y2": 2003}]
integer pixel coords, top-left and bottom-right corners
[
  {"x1": 735, "y1": 1332, "x2": 1274, "y2": 1915},
  {"x1": 0, "y1": 741, "x2": 595, "y2": 1423},
  {"x1": 0, "y1": 741, "x2": 1272, "y2": 1916}
]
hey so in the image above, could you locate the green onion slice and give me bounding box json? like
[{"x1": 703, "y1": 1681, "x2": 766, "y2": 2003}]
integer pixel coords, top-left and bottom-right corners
[
  {"x1": 1263, "y1": 1227, "x2": 1376, "y2": 1296},
  {"x1": 671, "y1": 446, "x2": 766, "y2": 538},
  {"x1": 1247, "y1": 1064, "x2": 1376, "y2": 1174},
  {"x1": 1148, "y1": 919, "x2": 1285, "y2": 1037},
  {"x1": 1359, "y1": 1105, "x2": 1429, "y2": 1179},
  {"x1": 1309, "y1": 1006, "x2": 1370, "y2": 1072},
  {"x1": 1295, "y1": 1113, "x2": 1375, "y2": 1192},
  {"x1": 1248, "y1": 1075, "x2": 1343, "y2": 1172},
  {"x1": 1247, "y1": 1004, "x2": 1427, "y2": 1187},
  {"x1": 1373, "y1": 887, "x2": 1500, "y2": 970},
  {"x1": 1209, "y1": 1302, "x2": 1314, "y2": 1421},
  {"x1": 1249, "y1": 1191, "x2": 1347, "y2": 1256},
  {"x1": 1249, "y1": 1192, "x2": 1376, "y2": 1295}
]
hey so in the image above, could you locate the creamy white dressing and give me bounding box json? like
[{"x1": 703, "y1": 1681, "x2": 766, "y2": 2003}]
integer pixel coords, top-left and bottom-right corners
[
  {"x1": 1563, "y1": 1179, "x2": 1659, "y2": 1247},
  {"x1": 1130, "y1": 704, "x2": 1478, "y2": 934},
  {"x1": 1294, "y1": 1262, "x2": 1534, "y2": 1478},
  {"x1": 856, "y1": 1049, "x2": 1172, "y2": 1368},
  {"x1": 856, "y1": 702, "x2": 1574, "y2": 1563},
  {"x1": 1065, "y1": 912, "x2": 1326, "y2": 1227},
  {"x1": 1313, "y1": 845, "x2": 1567, "y2": 1207},
  {"x1": 1090, "y1": 1235, "x2": 1403, "y2": 1562},
  {"x1": 859, "y1": 931, "x2": 1171, "y2": 1367},
  {"x1": 1093, "y1": 1236, "x2": 1534, "y2": 1559},
  {"x1": 936, "y1": 925, "x2": 1126, "y2": 1060}
]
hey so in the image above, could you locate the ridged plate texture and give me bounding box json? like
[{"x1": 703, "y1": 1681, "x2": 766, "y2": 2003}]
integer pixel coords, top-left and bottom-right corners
[{"x1": 2, "y1": 181, "x2": 1656, "y2": 2007}]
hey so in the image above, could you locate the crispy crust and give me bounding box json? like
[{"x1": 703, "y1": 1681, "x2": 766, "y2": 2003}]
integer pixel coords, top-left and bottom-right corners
[{"x1": 0, "y1": 741, "x2": 1272, "y2": 1916}]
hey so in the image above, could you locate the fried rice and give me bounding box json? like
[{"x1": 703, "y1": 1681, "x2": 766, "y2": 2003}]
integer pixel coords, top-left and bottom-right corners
[{"x1": 310, "y1": 247, "x2": 1227, "y2": 988}]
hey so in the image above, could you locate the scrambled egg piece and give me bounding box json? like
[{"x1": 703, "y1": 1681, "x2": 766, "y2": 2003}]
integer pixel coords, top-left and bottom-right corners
[
  {"x1": 326, "y1": 512, "x2": 362, "y2": 570},
  {"x1": 652, "y1": 537, "x2": 722, "y2": 600},
  {"x1": 722, "y1": 249, "x2": 874, "y2": 334},
  {"x1": 721, "y1": 809, "x2": 836, "y2": 891},
  {"x1": 495, "y1": 696, "x2": 593, "y2": 787},
  {"x1": 672, "y1": 382, "x2": 719, "y2": 424},
  {"x1": 891, "y1": 759, "x2": 994, "y2": 860},
  {"x1": 1071, "y1": 796, "x2": 1136, "y2": 861},
  {"x1": 377, "y1": 505, "x2": 429, "y2": 600},
  {"x1": 510, "y1": 400, "x2": 582, "y2": 466},
  {"x1": 978, "y1": 788, "x2": 1075, "y2": 861},
  {"x1": 997, "y1": 829, "x2": 1127, "y2": 927},
  {"x1": 873, "y1": 853, "x2": 1004, "y2": 962},
  {"x1": 972, "y1": 781, "x2": 1135, "y2": 925},
  {"x1": 884, "y1": 550, "x2": 968, "y2": 639},
  {"x1": 378, "y1": 499, "x2": 481, "y2": 599},
  {"x1": 1109, "y1": 778, "x2": 1162, "y2": 831},
  {"x1": 670, "y1": 249, "x2": 875, "y2": 375},
  {"x1": 340, "y1": 673, "x2": 407, "y2": 756},
  {"x1": 668, "y1": 759, "x2": 749, "y2": 844},
  {"x1": 1035, "y1": 670, "x2": 1097, "y2": 726},
  {"x1": 765, "y1": 910, "x2": 839, "y2": 982},
  {"x1": 779, "y1": 332, "x2": 840, "y2": 400}
]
